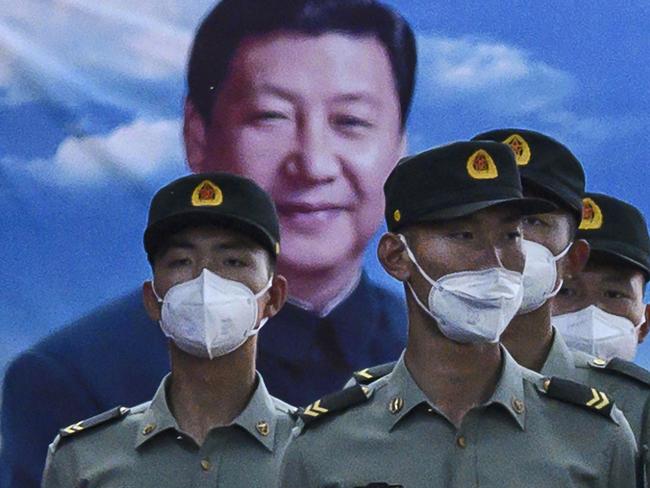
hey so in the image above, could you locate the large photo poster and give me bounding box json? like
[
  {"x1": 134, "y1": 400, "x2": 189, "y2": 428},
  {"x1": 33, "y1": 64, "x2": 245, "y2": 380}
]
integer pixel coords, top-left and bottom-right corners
[{"x1": 1, "y1": 0, "x2": 649, "y2": 486}]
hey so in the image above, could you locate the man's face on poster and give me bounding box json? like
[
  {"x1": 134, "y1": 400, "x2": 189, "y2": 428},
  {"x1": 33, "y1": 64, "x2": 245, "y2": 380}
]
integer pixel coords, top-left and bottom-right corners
[{"x1": 184, "y1": 32, "x2": 404, "y2": 272}]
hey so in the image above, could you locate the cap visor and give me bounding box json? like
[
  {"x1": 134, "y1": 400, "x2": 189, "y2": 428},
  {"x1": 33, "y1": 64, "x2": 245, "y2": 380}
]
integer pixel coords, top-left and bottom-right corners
[
  {"x1": 589, "y1": 243, "x2": 650, "y2": 280},
  {"x1": 521, "y1": 176, "x2": 583, "y2": 220},
  {"x1": 419, "y1": 196, "x2": 556, "y2": 221},
  {"x1": 144, "y1": 210, "x2": 277, "y2": 258}
]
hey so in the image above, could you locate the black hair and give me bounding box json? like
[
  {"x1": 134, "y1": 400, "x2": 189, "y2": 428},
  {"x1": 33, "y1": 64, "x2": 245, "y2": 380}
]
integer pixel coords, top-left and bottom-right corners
[{"x1": 187, "y1": 0, "x2": 417, "y2": 129}]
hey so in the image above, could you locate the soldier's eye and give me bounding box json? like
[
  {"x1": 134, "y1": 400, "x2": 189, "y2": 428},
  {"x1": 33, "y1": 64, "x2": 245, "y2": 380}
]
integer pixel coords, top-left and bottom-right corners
[
  {"x1": 167, "y1": 258, "x2": 192, "y2": 268},
  {"x1": 224, "y1": 257, "x2": 247, "y2": 268},
  {"x1": 449, "y1": 231, "x2": 473, "y2": 240},
  {"x1": 522, "y1": 216, "x2": 544, "y2": 226},
  {"x1": 604, "y1": 290, "x2": 626, "y2": 299}
]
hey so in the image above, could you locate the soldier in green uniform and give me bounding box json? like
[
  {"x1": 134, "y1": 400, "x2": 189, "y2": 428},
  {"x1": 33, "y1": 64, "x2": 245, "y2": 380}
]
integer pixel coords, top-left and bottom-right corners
[
  {"x1": 552, "y1": 192, "x2": 650, "y2": 484},
  {"x1": 42, "y1": 173, "x2": 296, "y2": 487},
  {"x1": 472, "y1": 130, "x2": 650, "y2": 486},
  {"x1": 553, "y1": 193, "x2": 650, "y2": 360},
  {"x1": 279, "y1": 141, "x2": 637, "y2": 487}
]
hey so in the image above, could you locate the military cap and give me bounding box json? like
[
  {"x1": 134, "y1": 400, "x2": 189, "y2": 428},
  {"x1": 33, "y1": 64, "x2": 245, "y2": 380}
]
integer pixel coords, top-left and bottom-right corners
[
  {"x1": 471, "y1": 129, "x2": 585, "y2": 221},
  {"x1": 384, "y1": 140, "x2": 555, "y2": 231},
  {"x1": 577, "y1": 192, "x2": 650, "y2": 279},
  {"x1": 144, "y1": 172, "x2": 280, "y2": 259}
]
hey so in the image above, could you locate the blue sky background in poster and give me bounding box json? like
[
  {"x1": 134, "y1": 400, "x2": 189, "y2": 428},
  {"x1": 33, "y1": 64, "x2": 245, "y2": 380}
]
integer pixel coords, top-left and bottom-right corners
[{"x1": 1, "y1": 0, "x2": 649, "y2": 369}]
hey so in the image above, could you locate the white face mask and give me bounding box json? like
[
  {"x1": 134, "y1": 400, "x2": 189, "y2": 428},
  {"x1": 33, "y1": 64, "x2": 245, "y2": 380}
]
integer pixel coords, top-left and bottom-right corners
[
  {"x1": 519, "y1": 239, "x2": 572, "y2": 314},
  {"x1": 553, "y1": 305, "x2": 643, "y2": 361},
  {"x1": 399, "y1": 235, "x2": 524, "y2": 344},
  {"x1": 153, "y1": 269, "x2": 272, "y2": 359}
]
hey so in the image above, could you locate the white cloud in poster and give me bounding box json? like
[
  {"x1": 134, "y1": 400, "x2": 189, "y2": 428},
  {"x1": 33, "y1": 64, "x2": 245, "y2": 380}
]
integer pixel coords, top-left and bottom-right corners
[
  {"x1": 26, "y1": 118, "x2": 185, "y2": 184},
  {"x1": 0, "y1": 0, "x2": 210, "y2": 106},
  {"x1": 418, "y1": 35, "x2": 576, "y2": 115}
]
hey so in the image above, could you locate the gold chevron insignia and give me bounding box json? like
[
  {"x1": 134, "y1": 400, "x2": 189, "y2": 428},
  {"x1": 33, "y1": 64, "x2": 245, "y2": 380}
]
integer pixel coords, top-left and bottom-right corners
[
  {"x1": 586, "y1": 388, "x2": 610, "y2": 410},
  {"x1": 62, "y1": 421, "x2": 84, "y2": 434},
  {"x1": 356, "y1": 368, "x2": 373, "y2": 380},
  {"x1": 303, "y1": 400, "x2": 329, "y2": 417}
]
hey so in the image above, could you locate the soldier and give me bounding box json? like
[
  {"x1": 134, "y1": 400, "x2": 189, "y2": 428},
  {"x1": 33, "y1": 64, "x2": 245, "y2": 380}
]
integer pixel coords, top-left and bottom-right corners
[
  {"x1": 278, "y1": 141, "x2": 637, "y2": 487},
  {"x1": 553, "y1": 192, "x2": 650, "y2": 360},
  {"x1": 42, "y1": 173, "x2": 296, "y2": 487},
  {"x1": 473, "y1": 129, "x2": 650, "y2": 486}
]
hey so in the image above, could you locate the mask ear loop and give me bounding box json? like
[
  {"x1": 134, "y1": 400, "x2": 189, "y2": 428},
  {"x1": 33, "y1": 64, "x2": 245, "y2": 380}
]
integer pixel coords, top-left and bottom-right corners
[
  {"x1": 151, "y1": 280, "x2": 163, "y2": 303},
  {"x1": 397, "y1": 234, "x2": 440, "y2": 321},
  {"x1": 246, "y1": 275, "x2": 275, "y2": 337},
  {"x1": 547, "y1": 241, "x2": 575, "y2": 299}
]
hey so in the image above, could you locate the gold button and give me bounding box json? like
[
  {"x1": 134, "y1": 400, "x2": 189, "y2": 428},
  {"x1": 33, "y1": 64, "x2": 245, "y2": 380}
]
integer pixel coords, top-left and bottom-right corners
[
  {"x1": 457, "y1": 436, "x2": 467, "y2": 448},
  {"x1": 256, "y1": 421, "x2": 270, "y2": 436},
  {"x1": 389, "y1": 397, "x2": 404, "y2": 414},
  {"x1": 592, "y1": 358, "x2": 607, "y2": 367},
  {"x1": 393, "y1": 209, "x2": 401, "y2": 222},
  {"x1": 142, "y1": 423, "x2": 156, "y2": 435},
  {"x1": 200, "y1": 459, "x2": 211, "y2": 471},
  {"x1": 512, "y1": 398, "x2": 525, "y2": 414},
  {"x1": 543, "y1": 379, "x2": 551, "y2": 392}
]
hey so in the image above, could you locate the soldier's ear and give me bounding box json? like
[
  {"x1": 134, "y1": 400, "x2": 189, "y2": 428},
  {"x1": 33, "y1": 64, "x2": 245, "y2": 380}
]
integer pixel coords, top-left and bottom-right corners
[
  {"x1": 142, "y1": 281, "x2": 162, "y2": 322},
  {"x1": 184, "y1": 98, "x2": 208, "y2": 173},
  {"x1": 565, "y1": 239, "x2": 590, "y2": 276},
  {"x1": 378, "y1": 233, "x2": 412, "y2": 282},
  {"x1": 262, "y1": 275, "x2": 288, "y2": 321}
]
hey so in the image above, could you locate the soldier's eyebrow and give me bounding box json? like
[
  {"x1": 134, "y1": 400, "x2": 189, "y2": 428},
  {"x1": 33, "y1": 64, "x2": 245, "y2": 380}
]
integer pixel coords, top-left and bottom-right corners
[
  {"x1": 500, "y1": 212, "x2": 524, "y2": 224},
  {"x1": 164, "y1": 238, "x2": 194, "y2": 251},
  {"x1": 601, "y1": 272, "x2": 633, "y2": 287},
  {"x1": 213, "y1": 240, "x2": 256, "y2": 252}
]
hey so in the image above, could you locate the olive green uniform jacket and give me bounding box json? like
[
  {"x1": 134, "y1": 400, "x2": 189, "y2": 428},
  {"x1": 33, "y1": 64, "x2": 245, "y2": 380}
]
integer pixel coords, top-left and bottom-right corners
[
  {"x1": 42, "y1": 373, "x2": 296, "y2": 488},
  {"x1": 280, "y1": 349, "x2": 637, "y2": 488}
]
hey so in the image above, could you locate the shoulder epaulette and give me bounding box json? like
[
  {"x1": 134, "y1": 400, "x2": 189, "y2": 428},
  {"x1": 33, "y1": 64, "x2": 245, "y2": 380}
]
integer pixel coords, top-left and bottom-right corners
[
  {"x1": 299, "y1": 385, "x2": 372, "y2": 428},
  {"x1": 353, "y1": 361, "x2": 397, "y2": 385},
  {"x1": 589, "y1": 356, "x2": 650, "y2": 386},
  {"x1": 542, "y1": 377, "x2": 615, "y2": 420},
  {"x1": 59, "y1": 406, "x2": 129, "y2": 439}
]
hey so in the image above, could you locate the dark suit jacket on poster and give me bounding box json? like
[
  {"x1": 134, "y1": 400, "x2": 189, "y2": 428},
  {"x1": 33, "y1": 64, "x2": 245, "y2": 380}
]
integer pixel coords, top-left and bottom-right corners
[{"x1": 0, "y1": 272, "x2": 407, "y2": 488}]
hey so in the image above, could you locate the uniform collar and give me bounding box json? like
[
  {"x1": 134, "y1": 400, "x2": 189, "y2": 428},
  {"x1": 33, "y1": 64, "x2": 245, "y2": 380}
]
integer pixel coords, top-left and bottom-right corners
[
  {"x1": 135, "y1": 373, "x2": 279, "y2": 452},
  {"x1": 540, "y1": 327, "x2": 576, "y2": 377},
  {"x1": 385, "y1": 347, "x2": 526, "y2": 431}
]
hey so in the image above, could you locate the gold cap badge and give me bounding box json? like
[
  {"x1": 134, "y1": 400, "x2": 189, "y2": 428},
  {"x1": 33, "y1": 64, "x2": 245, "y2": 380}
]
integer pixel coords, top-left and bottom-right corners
[
  {"x1": 191, "y1": 180, "x2": 223, "y2": 207},
  {"x1": 579, "y1": 197, "x2": 603, "y2": 230},
  {"x1": 467, "y1": 149, "x2": 498, "y2": 180},
  {"x1": 503, "y1": 134, "x2": 531, "y2": 166}
]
